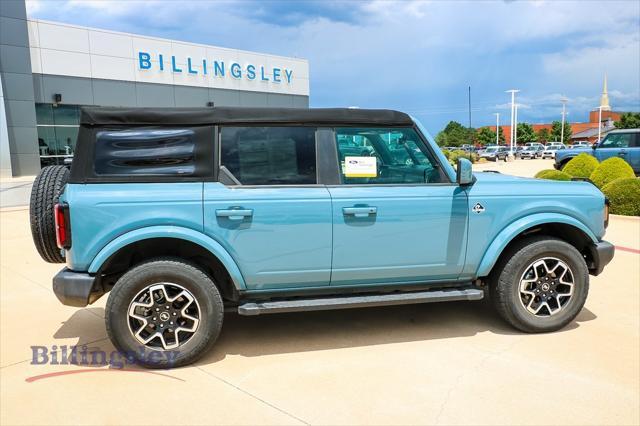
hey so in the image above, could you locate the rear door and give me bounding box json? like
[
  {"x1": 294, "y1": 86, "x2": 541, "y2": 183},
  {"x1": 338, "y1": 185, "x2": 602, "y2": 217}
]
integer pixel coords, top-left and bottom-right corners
[
  {"x1": 627, "y1": 133, "x2": 640, "y2": 173},
  {"x1": 327, "y1": 127, "x2": 468, "y2": 286},
  {"x1": 203, "y1": 126, "x2": 332, "y2": 290}
]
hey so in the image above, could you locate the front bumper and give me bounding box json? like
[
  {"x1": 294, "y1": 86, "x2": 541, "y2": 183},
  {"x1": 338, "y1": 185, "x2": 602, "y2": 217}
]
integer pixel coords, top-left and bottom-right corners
[
  {"x1": 588, "y1": 240, "x2": 615, "y2": 276},
  {"x1": 53, "y1": 268, "x2": 102, "y2": 307}
]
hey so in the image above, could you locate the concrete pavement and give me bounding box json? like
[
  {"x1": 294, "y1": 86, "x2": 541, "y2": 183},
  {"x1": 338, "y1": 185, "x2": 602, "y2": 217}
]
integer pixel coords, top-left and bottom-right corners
[{"x1": 1, "y1": 165, "x2": 639, "y2": 424}]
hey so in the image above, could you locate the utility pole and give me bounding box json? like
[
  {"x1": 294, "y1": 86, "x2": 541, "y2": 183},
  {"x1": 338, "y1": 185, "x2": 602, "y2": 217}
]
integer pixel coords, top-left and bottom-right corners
[
  {"x1": 506, "y1": 89, "x2": 520, "y2": 154},
  {"x1": 494, "y1": 113, "x2": 500, "y2": 145},
  {"x1": 560, "y1": 97, "x2": 568, "y2": 145},
  {"x1": 468, "y1": 86, "x2": 472, "y2": 146}
]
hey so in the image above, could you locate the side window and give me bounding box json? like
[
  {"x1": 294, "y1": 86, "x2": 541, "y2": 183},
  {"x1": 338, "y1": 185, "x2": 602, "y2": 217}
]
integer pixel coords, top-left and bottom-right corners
[
  {"x1": 600, "y1": 133, "x2": 633, "y2": 148},
  {"x1": 94, "y1": 128, "x2": 197, "y2": 176},
  {"x1": 334, "y1": 127, "x2": 447, "y2": 184},
  {"x1": 221, "y1": 126, "x2": 317, "y2": 185}
]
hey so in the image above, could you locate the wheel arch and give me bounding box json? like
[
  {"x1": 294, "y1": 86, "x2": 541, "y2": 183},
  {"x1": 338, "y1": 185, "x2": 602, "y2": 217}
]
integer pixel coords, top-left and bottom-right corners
[
  {"x1": 89, "y1": 226, "x2": 247, "y2": 298},
  {"x1": 477, "y1": 214, "x2": 598, "y2": 278}
]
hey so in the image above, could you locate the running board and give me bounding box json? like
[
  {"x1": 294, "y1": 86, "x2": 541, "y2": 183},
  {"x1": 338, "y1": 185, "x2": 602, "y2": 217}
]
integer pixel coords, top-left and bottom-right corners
[{"x1": 237, "y1": 288, "x2": 484, "y2": 316}]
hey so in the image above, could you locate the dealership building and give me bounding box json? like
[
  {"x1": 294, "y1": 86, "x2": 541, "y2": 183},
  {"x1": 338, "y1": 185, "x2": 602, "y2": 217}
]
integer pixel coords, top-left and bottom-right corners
[{"x1": 0, "y1": 0, "x2": 309, "y2": 178}]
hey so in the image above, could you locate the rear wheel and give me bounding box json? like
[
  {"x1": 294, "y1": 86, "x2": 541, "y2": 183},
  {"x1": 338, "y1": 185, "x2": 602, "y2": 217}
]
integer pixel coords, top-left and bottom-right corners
[
  {"x1": 490, "y1": 237, "x2": 589, "y2": 333},
  {"x1": 29, "y1": 165, "x2": 69, "y2": 263},
  {"x1": 105, "y1": 258, "x2": 224, "y2": 368}
]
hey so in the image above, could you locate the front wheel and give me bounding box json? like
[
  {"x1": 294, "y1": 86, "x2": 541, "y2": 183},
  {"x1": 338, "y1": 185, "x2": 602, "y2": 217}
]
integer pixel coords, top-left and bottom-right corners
[
  {"x1": 105, "y1": 258, "x2": 223, "y2": 368},
  {"x1": 489, "y1": 237, "x2": 589, "y2": 333}
]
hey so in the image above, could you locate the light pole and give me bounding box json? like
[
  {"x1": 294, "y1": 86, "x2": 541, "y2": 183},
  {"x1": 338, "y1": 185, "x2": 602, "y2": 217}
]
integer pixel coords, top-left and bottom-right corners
[
  {"x1": 596, "y1": 105, "x2": 603, "y2": 143},
  {"x1": 494, "y1": 113, "x2": 500, "y2": 145},
  {"x1": 560, "y1": 97, "x2": 568, "y2": 145},
  {"x1": 506, "y1": 89, "x2": 520, "y2": 154},
  {"x1": 514, "y1": 103, "x2": 519, "y2": 149}
]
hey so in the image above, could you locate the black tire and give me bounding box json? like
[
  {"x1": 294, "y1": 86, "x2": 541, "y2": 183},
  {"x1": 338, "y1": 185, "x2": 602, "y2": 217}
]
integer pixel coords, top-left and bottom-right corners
[
  {"x1": 489, "y1": 236, "x2": 589, "y2": 333},
  {"x1": 105, "y1": 258, "x2": 224, "y2": 368},
  {"x1": 29, "y1": 165, "x2": 69, "y2": 263}
]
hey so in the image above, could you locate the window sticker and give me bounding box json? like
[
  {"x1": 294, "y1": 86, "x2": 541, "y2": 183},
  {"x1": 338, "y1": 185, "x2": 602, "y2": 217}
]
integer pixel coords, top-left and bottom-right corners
[{"x1": 344, "y1": 156, "x2": 377, "y2": 178}]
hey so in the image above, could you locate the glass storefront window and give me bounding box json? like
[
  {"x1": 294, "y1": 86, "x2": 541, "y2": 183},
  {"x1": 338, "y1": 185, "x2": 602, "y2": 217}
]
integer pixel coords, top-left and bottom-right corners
[{"x1": 36, "y1": 103, "x2": 81, "y2": 167}]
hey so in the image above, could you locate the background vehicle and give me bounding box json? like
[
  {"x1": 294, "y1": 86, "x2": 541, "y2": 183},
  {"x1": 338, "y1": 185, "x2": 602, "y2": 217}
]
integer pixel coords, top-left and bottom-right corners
[
  {"x1": 30, "y1": 107, "x2": 613, "y2": 368},
  {"x1": 542, "y1": 144, "x2": 567, "y2": 159},
  {"x1": 555, "y1": 128, "x2": 640, "y2": 173},
  {"x1": 570, "y1": 141, "x2": 591, "y2": 148},
  {"x1": 479, "y1": 145, "x2": 509, "y2": 161},
  {"x1": 520, "y1": 145, "x2": 545, "y2": 159}
]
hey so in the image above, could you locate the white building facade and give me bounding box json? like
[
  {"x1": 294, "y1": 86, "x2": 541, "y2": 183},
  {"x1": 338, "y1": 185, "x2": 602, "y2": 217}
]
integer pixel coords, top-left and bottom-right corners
[{"x1": 0, "y1": 0, "x2": 309, "y2": 177}]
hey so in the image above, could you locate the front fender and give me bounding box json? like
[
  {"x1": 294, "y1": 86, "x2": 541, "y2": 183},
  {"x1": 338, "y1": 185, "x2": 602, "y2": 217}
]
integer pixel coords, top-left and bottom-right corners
[
  {"x1": 88, "y1": 226, "x2": 247, "y2": 290},
  {"x1": 476, "y1": 213, "x2": 598, "y2": 277}
]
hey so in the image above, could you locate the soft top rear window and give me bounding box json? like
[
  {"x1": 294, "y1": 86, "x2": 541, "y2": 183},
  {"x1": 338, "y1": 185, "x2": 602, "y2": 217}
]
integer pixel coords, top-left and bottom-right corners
[{"x1": 94, "y1": 128, "x2": 196, "y2": 176}]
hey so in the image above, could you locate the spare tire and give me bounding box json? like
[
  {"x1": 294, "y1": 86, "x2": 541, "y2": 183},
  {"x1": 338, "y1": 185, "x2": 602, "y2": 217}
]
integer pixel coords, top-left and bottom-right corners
[{"x1": 30, "y1": 166, "x2": 70, "y2": 263}]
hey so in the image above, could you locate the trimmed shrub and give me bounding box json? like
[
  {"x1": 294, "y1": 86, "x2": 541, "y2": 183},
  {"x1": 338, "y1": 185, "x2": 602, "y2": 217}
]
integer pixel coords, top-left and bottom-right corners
[
  {"x1": 534, "y1": 169, "x2": 572, "y2": 181},
  {"x1": 441, "y1": 149, "x2": 451, "y2": 160},
  {"x1": 590, "y1": 157, "x2": 635, "y2": 188},
  {"x1": 448, "y1": 150, "x2": 477, "y2": 164},
  {"x1": 602, "y1": 178, "x2": 640, "y2": 216},
  {"x1": 563, "y1": 153, "x2": 599, "y2": 178}
]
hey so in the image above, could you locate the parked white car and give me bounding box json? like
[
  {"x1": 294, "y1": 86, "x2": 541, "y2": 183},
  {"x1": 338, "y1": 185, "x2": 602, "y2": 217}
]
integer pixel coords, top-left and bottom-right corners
[{"x1": 542, "y1": 144, "x2": 567, "y2": 159}]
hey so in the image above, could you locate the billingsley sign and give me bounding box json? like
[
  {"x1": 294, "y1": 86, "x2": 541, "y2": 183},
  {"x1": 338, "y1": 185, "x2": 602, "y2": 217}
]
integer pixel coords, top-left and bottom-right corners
[{"x1": 138, "y1": 51, "x2": 294, "y2": 84}]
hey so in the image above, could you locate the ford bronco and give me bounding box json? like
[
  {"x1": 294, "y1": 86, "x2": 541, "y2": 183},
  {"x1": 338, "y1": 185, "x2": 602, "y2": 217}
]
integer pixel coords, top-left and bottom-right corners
[{"x1": 30, "y1": 107, "x2": 614, "y2": 368}]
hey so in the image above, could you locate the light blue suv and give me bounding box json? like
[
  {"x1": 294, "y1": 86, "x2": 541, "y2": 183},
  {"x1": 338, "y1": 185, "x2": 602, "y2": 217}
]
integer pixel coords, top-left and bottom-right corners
[
  {"x1": 29, "y1": 107, "x2": 614, "y2": 367},
  {"x1": 555, "y1": 128, "x2": 640, "y2": 173}
]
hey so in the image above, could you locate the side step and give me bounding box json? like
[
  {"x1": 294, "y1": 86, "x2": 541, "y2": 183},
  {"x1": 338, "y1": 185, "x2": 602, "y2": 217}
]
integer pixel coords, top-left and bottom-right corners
[{"x1": 237, "y1": 288, "x2": 484, "y2": 316}]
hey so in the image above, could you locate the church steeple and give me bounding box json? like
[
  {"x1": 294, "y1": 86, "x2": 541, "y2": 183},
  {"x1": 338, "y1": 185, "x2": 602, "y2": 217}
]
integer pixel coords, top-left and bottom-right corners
[{"x1": 600, "y1": 73, "x2": 611, "y2": 111}]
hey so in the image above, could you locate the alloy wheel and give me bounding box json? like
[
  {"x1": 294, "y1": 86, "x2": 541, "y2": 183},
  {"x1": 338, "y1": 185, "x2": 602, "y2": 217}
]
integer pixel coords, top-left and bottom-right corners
[
  {"x1": 518, "y1": 257, "x2": 574, "y2": 317},
  {"x1": 127, "y1": 283, "x2": 201, "y2": 350}
]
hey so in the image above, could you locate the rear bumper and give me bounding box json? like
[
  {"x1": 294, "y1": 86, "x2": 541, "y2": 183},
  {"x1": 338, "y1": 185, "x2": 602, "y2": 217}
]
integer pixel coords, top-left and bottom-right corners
[
  {"x1": 588, "y1": 240, "x2": 615, "y2": 276},
  {"x1": 53, "y1": 268, "x2": 102, "y2": 307}
]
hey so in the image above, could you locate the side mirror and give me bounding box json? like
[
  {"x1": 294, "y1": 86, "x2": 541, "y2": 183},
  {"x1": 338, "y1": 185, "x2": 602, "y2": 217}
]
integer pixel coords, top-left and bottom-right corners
[
  {"x1": 456, "y1": 158, "x2": 474, "y2": 186},
  {"x1": 592, "y1": 142, "x2": 598, "y2": 150}
]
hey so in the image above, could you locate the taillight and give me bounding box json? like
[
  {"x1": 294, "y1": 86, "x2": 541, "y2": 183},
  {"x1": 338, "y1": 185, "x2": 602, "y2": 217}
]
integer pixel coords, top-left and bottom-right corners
[
  {"x1": 54, "y1": 203, "x2": 71, "y2": 249},
  {"x1": 604, "y1": 198, "x2": 610, "y2": 229}
]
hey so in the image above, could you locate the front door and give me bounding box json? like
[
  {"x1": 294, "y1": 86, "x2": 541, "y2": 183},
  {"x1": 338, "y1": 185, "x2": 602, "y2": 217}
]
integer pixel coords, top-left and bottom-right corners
[
  {"x1": 328, "y1": 127, "x2": 468, "y2": 286},
  {"x1": 204, "y1": 126, "x2": 332, "y2": 290}
]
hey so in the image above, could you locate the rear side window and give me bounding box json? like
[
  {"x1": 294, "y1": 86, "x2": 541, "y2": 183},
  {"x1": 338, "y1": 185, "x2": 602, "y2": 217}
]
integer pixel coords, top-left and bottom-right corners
[
  {"x1": 221, "y1": 127, "x2": 317, "y2": 185},
  {"x1": 94, "y1": 128, "x2": 197, "y2": 176}
]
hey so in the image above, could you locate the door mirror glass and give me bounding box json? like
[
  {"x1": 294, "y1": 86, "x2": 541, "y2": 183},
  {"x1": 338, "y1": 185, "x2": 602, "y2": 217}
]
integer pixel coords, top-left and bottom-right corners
[{"x1": 456, "y1": 158, "x2": 473, "y2": 185}]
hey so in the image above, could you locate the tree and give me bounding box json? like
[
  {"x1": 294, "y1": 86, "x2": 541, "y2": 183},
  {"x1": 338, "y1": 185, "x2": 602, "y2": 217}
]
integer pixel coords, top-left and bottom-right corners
[
  {"x1": 516, "y1": 123, "x2": 537, "y2": 144},
  {"x1": 435, "y1": 121, "x2": 474, "y2": 147},
  {"x1": 475, "y1": 126, "x2": 505, "y2": 146},
  {"x1": 537, "y1": 128, "x2": 551, "y2": 143},
  {"x1": 614, "y1": 112, "x2": 640, "y2": 129},
  {"x1": 551, "y1": 120, "x2": 572, "y2": 143}
]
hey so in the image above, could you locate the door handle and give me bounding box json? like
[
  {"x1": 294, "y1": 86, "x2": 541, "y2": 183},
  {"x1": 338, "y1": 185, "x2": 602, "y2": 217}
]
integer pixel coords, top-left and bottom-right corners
[
  {"x1": 216, "y1": 208, "x2": 253, "y2": 221},
  {"x1": 618, "y1": 151, "x2": 627, "y2": 156},
  {"x1": 343, "y1": 206, "x2": 377, "y2": 218}
]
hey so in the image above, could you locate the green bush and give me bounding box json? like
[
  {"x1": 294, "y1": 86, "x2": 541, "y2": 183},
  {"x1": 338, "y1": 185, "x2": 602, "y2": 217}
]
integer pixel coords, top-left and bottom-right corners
[
  {"x1": 448, "y1": 150, "x2": 478, "y2": 164},
  {"x1": 589, "y1": 157, "x2": 635, "y2": 188},
  {"x1": 441, "y1": 149, "x2": 451, "y2": 160},
  {"x1": 534, "y1": 169, "x2": 572, "y2": 181},
  {"x1": 563, "y1": 153, "x2": 599, "y2": 178},
  {"x1": 602, "y1": 178, "x2": 640, "y2": 216}
]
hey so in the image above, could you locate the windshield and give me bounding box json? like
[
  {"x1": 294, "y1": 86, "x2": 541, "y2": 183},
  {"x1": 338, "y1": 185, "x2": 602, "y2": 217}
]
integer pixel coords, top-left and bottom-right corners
[
  {"x1": 485, "y1": 147, "x2": 498, "y2": 152},
  {"x1": 410, "y1": 116, "x2": 456, "y2": 182}
]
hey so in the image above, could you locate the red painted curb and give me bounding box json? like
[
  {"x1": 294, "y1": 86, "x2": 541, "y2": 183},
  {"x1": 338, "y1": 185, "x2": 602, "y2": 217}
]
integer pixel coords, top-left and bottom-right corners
[{"x1": 615, "y1": 245, "x2": 640, "y2": 255}]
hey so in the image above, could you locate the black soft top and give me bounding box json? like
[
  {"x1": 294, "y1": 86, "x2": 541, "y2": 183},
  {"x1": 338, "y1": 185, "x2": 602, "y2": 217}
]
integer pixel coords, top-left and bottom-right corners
[{"x1": 79, "y1": 106, "x2": 414, "y2": 126}]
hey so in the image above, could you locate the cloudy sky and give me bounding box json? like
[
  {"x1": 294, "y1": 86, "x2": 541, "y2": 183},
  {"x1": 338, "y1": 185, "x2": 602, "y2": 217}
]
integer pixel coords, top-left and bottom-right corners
[{"x1": 26, "y1": 0, "x2": 640, "y2": 133}]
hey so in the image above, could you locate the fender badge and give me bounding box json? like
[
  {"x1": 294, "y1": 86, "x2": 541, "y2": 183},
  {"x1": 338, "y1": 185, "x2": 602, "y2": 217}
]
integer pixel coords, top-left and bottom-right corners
[{"x1": 472, "y1": 203, "x2": 485, "y2": 214}]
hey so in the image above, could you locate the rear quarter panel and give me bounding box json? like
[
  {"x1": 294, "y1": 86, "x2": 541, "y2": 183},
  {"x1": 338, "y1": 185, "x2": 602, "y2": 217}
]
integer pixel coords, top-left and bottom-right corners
[{"x1": 62, "y1": 183, "x2": 203, "y2": 271}]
